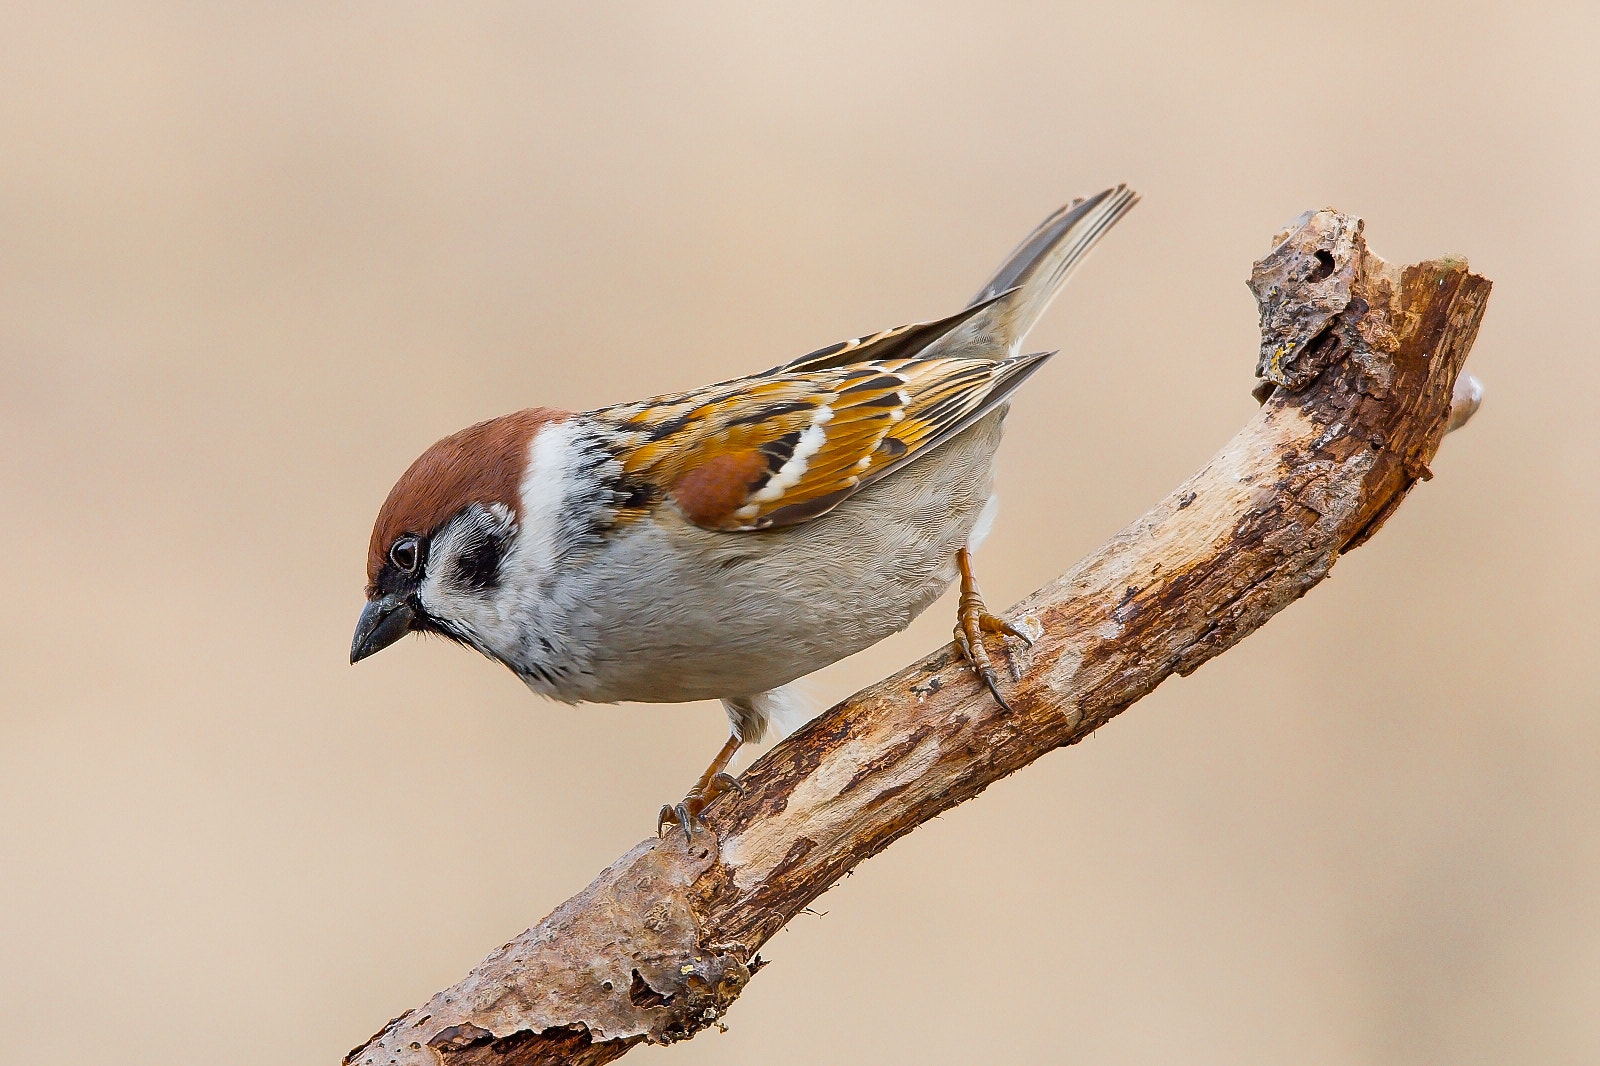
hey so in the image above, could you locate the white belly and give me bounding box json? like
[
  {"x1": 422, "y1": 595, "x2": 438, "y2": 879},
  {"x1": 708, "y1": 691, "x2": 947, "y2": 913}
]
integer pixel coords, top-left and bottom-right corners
[{"x1": 552, "y1": 408, "x2": 1007, "y2": 704}]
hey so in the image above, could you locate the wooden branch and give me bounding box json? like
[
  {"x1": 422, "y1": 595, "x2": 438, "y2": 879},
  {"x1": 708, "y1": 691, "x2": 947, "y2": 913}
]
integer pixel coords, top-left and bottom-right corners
[{"x1": 347, "y1": 209, "x2": 1490, "y2": 1066}]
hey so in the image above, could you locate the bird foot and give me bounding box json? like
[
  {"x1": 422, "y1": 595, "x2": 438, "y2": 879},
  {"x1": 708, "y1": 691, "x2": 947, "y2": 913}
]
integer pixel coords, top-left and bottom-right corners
[
  {"x1": 954, "y1": 547, "x2": 1032, "y2": 711},
  {"x1": 657, "y1": 772, "x2": 743, "y2": 840}
]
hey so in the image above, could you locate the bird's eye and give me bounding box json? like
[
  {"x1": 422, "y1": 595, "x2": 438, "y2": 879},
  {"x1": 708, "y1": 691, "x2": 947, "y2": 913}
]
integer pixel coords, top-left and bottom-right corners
[{"x1": 389, "y1": 535, "x2": 420, "y2": 574}]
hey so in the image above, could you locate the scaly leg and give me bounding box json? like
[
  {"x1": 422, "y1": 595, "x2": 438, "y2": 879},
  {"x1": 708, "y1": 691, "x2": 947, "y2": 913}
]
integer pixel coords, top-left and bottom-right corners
[
  {"x1": 953, "y1": 546, "x2": 1032, "y2": 710},
  {"x1": 658, "y1": 732, "x2": 744, "y2": 840}
]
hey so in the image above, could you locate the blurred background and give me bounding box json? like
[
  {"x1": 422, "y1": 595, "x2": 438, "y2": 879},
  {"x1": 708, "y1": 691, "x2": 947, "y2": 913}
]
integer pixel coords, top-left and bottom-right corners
[{"x1": 1, "y1": 3, "x2": 1596, "y2": 1064}]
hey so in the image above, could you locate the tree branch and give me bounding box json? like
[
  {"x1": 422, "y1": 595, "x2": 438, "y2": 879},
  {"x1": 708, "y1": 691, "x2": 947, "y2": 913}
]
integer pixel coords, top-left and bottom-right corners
[{"x1": 347, "y1": 209, "x2": 1491, "y2": 1066}]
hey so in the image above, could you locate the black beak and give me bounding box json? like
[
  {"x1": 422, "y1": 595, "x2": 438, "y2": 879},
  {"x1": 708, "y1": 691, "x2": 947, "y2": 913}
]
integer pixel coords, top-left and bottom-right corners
[{"x1": 350, "y1": 595, "x2": 416, "y2": 664}]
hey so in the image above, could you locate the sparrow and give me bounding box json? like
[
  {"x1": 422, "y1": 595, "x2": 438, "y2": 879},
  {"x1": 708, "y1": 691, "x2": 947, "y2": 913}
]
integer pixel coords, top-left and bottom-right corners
[{"x1": 352, "y1": 185, "x2": 1138, "y2": 835}]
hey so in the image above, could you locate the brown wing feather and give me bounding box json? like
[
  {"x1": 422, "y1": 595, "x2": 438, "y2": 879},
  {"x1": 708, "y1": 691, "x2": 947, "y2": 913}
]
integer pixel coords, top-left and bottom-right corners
[{"x1": 596, "y1": 352, "x2": 1050, "y2": 532}]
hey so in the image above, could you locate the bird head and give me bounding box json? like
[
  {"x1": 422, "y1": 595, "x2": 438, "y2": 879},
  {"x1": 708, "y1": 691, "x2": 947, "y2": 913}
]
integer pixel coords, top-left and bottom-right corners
[{"x1": 351, "y1": 408, "x2": 563, "y2": 666}]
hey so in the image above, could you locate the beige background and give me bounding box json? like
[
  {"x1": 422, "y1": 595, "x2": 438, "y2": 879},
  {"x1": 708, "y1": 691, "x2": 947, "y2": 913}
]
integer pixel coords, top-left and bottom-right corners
[{"x1": 2, "y1": 3, "x2": 1596, "y2": 1063}]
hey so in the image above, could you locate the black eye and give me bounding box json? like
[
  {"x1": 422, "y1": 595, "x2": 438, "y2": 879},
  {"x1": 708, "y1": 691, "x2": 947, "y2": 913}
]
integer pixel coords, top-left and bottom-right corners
[{"x1": 389, "y1": 535, "x2": 420, "y2": 574}]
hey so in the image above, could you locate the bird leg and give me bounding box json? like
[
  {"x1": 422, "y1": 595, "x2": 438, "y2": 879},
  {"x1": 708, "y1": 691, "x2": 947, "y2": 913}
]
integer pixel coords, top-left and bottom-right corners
[
  {"x1": 658, "y1": 732, "x2": 744, "y2": 840},
  {"x1": 953, "y1": 546, "x2": 1032, "y2": 710}
]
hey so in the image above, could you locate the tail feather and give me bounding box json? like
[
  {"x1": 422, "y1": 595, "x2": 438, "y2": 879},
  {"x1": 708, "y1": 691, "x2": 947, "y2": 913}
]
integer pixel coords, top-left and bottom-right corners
[{"x1": 925, "y1": 185, "x2": 1138, "y2": 359}]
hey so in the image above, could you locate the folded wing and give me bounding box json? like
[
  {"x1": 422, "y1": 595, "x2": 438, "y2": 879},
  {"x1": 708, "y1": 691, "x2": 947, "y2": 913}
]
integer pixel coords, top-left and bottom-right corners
[{"x1": 599, "y1": 352, "x2": 1049, "y2": 532}]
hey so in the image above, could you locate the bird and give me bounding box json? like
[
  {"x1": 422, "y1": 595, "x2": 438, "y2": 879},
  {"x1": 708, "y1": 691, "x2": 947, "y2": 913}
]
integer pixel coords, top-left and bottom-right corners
[{"x1": 351, "y1": 185, "x2": 1138, "y2": 836}]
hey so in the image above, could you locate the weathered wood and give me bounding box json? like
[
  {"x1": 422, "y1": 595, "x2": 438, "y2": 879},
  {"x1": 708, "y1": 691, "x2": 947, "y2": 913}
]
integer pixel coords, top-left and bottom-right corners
[{"x1": 347, "y1": 210, "x2": 1490, "y2": 1065}]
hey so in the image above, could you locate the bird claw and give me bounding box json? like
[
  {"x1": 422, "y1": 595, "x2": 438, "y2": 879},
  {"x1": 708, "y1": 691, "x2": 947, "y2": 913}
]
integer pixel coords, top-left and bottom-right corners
[
  {"x1": 985, "y1": 615, "x2": 1034, "y2": 646},
  {"x1": 656, "y1": 771, "x2": 742, "y2": 840},
  {"x1": 979, "y1": 662, "x2": 1012, "y2": 711},
  {"x1": 658, "y1": 798, "x2": 705, "y2": 840}
]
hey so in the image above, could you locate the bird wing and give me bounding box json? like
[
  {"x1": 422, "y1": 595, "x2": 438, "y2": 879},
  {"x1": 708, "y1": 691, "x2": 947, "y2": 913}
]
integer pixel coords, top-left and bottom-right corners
[{"x1": 598, "y1": 351, "x2": 1050, "y2": 531}]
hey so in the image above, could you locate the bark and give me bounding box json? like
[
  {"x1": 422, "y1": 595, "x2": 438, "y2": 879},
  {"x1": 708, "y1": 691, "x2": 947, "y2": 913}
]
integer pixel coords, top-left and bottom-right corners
[{"x1": 346, "y1": 209, "x2": 1491, "y2": 1065}]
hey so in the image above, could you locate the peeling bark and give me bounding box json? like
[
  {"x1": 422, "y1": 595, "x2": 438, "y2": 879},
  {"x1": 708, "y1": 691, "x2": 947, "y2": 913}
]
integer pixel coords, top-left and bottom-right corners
[{"x1": 347, "y1": 210, "x2": 1491, "y2": 1065}]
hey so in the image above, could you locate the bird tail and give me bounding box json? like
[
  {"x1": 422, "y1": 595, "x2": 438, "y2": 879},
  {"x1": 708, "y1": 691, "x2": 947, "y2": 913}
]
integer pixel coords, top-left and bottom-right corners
[{"x1": 931, "y1": 185, "x2": 1138, "y2": 358}]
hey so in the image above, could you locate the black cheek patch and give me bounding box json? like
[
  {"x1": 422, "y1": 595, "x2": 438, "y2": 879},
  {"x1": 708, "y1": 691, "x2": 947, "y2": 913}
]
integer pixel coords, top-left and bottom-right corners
[{"x1": 455, "y1": 533, "x2": 504, "y2": 592}]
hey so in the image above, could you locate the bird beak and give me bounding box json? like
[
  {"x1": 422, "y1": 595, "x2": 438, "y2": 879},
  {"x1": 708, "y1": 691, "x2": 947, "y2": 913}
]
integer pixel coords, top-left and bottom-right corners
[{"x1": 350, "y1": 595, "x2": 415, "y2": 664}]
